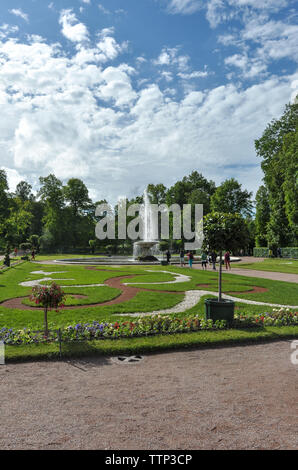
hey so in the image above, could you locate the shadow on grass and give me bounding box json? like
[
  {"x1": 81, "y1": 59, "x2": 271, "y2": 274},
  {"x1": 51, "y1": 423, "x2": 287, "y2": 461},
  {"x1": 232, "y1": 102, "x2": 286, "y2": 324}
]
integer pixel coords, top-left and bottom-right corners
[{"x1": 5, "y1": 326, "x2": 298, "y2": 363}]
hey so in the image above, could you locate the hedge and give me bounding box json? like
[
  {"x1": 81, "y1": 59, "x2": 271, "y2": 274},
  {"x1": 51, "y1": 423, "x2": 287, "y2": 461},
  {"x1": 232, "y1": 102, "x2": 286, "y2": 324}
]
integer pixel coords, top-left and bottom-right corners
[{"x1": 253, "y1": 247, "x2": 298, "y2": 258}]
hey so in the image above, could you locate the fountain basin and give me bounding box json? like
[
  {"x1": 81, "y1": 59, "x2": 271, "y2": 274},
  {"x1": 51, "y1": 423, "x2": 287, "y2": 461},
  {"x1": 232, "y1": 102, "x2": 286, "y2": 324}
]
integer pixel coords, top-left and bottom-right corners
[{"x1": 133, "y1": 240, "x2": 160, "y2": 261}]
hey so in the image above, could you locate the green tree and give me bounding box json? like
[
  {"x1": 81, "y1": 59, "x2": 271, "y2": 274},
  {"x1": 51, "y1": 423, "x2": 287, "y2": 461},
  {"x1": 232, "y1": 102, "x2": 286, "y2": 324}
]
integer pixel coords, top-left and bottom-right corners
[
  {"x1": 203, "y1": 212, "x2": 249, "y2": 300},
  {"x1": 15, "y1": 181, "x2": 33, "y2": 202},
  {"x1": 147, "y1": 183, "x2": 167, "y2": 205},
  {"x1": 0, "y1": 170, "x2": 9, "y2": 239},
  {"x1": 255, "y1": 185, "x2": 270, "y2": 246},
  {"x1": 63, "y1": 178, "x2": 93, "y2": 248},
  {"x1": 210, "y1": 178, "x2": 253, "y2": 217},
  {"x1": 255, "y1": 102, "x2": 298, "y2": 246},
  {"x1": 38, "y1": 174, "x2": 65, "y2": 250}
]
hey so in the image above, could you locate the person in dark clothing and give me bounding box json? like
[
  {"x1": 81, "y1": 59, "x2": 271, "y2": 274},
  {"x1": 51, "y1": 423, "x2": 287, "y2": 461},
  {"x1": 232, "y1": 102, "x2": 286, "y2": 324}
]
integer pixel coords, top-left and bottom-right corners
[
  {"x1": 224, "y1": 251, "x2": 231, "y2": 270},
  {"x1": 166, "y1": 250, "x2": 171, "y2": 264},
  {"x1": 211, "y1": 251, "x2": 217, "y2": 270},
  {"x1": 179, "y1": 248, "x2": 185, "y2": 267}
]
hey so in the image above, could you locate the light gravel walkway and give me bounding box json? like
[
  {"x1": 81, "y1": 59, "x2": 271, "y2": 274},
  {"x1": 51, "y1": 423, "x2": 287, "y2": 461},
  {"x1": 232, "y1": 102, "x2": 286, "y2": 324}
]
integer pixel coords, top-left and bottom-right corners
[
  {"x1": 0, "y1": 341, "x2": 297, "y2": 450},
  {"x1": 118, "y1": 290, "x2": 298, "y2": 317}
]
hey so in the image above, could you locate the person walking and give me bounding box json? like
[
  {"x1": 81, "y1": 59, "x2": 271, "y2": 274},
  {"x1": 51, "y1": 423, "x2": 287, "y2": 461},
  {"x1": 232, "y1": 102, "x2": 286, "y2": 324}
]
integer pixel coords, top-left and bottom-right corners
[
  {"x1": 31, "y1": 248, "x2": 36, "y2": 261},
  {"x1": 187, "y1": 251, "x2": 194, "y2": 268},
  {"x1": 201, "y1": 251, "x2": 208, "y2": 270},
  {"x1": 166, "y1": 250, "x2": 171, "y2": 265},
  {"x1": 224, "y1": 250, "x2": 231, "y2": 270},
  {"x1": 179, "y1": 248, "x2": 185, "y2": 267}
]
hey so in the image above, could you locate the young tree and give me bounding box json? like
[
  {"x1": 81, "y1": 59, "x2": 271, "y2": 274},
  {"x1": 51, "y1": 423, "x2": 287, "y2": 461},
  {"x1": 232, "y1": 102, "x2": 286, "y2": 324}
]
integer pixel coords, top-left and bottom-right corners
[{"x1": 203, "y1": 212, "x2": 249, "y2": 301}]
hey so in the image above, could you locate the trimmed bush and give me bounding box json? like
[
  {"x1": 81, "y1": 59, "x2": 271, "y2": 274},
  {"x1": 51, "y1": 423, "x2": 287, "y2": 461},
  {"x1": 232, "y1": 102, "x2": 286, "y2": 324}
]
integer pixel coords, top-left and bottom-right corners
[
  {"x1": 253, "y1": 247, "x2": 269, "y2": 257},
  {"x1": 253, "y1": 246, "x2": 298, "y2": 258},
  {"x1": 280, "y1": 247, "x2": 298, "y2": 259}
]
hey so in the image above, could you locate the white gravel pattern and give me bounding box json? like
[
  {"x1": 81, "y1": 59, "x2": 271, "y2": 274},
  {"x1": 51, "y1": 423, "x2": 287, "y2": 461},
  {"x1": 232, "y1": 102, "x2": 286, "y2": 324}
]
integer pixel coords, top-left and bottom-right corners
[
  {"x1": 117, "y1": 290, "x2": 298, "y2": 317},
  {"x1": 124, "y1": 270, "x2": 191, "y2": 285}
]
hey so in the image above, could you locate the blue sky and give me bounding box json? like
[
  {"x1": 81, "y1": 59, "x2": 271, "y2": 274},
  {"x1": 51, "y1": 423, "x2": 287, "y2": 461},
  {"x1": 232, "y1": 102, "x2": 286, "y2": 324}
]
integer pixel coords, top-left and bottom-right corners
[{"x1": 0, "y1": 0, "x2": 297, "y2": 202}]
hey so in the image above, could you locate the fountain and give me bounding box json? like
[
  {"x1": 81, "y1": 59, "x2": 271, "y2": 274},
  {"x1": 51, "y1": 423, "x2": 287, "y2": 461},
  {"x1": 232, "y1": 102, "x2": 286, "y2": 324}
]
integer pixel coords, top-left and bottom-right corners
[{"x1": 133, "y1": 189, "x2": 160, "y2": 261}]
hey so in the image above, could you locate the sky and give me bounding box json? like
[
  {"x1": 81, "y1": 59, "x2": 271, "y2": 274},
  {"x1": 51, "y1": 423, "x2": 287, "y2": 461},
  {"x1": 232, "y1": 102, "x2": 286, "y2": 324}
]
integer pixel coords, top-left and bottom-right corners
[{"x1": 0, "y1": 0, "x2": 297, "y2": 203}]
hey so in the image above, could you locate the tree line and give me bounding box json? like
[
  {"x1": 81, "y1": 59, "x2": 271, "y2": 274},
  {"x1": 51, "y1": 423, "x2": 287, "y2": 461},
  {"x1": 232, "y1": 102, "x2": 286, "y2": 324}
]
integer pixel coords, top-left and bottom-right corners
[{"x1": 0, "y1": 102, "x2": 296, "y2": 254}]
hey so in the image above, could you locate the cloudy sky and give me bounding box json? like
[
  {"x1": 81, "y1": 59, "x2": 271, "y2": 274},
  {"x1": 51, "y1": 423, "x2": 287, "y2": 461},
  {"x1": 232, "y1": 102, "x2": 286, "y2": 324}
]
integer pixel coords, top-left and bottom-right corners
[{"x1": 0, "y1": 0, "x2": 297, "y2": 202}]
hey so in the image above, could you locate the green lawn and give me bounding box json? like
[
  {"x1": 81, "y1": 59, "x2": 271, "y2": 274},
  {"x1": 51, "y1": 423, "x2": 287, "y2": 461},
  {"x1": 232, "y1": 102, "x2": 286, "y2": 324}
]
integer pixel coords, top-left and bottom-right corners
[
  {"x1": 235, "y1": 258, "x2": 298, "y2": 274},
  {"x1": 0, "y1": 259, "x2": 297, "y2": 362},
  {"x1": 4, "y1": 325, "x2": 298, "y2": 363}
]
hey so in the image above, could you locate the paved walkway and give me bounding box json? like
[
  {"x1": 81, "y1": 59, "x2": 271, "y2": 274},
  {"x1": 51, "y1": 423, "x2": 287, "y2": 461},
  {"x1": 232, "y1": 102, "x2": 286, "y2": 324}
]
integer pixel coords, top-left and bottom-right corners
[{"x1": 1, "y1": 341, "x2": 297, "y2": 449}]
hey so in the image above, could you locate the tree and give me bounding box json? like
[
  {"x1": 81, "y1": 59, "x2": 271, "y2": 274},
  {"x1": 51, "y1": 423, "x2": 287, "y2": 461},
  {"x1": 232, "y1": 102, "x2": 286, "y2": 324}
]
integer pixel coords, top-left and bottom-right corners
[
  {"x1": 5, "y1": 197, "x2": 33, "y2": 246},
  {"x1": 203, "y1": 212, "x2": 249, "y2": 300},
  {"x1": 30, "y1": 283, "x2": 66, "y2": 337},
  {"x1": 147, "y1": 183, "x2": 167, "y2": 205},
  {"x1": 63, "y1": 178, "x2": 91, "y2": 216},
  {"x1": 38, "y1": 174, "x2": 65, "y2": 249},
  {"x1": 15, "y1": 181, "x2": 33, "y2": 202},
  {"x1": 210, "y1": 178, "x2": 253, "y2": 217},
  {"x1": 255, "y1": 102, "x2": 298, "y2": 246},
  {"x1": 0, "y1": 169, "x2": 9, "y2": 245},
  {"x1": 255, "y1": 185, "x2": 270, "y2": 247},
  {"x1": 63, "y1": 178, "x2": 92, "y2": 248}
]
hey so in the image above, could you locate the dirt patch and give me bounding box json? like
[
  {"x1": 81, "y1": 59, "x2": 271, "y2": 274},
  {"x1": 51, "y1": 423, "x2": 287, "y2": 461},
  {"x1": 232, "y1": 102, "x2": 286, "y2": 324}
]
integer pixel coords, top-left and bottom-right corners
[
  {"x1": 0, "y1": 340, "x2": 296, "y2": 450},
  {"x1": 224, "y1": 286, "x2": 268, "y2": 294}
]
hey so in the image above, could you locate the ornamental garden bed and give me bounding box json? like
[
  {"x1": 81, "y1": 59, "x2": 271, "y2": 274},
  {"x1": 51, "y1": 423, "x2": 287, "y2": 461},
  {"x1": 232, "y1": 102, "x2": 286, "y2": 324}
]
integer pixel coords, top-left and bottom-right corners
[{"x1": 1, "y1": 309, "x2": 297, "y2": 347}]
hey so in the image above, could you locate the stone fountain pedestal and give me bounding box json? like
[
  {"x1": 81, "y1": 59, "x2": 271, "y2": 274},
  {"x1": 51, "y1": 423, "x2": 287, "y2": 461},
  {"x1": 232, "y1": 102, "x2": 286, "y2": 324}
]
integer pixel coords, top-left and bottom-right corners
[{"x1": 133, "y1": 240, "x2": 159, "y2": 261}]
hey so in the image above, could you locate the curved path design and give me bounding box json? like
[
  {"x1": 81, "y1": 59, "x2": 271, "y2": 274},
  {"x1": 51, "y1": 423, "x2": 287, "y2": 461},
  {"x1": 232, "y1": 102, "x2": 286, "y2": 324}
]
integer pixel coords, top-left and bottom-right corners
[{"x1": 1, "y1": 264, "x2": 297, "y2": 315}]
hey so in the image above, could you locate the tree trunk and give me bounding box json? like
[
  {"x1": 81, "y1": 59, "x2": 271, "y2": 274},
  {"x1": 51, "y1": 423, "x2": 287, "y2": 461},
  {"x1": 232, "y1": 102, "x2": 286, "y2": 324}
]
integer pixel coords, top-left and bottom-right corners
[{"x1": 218, "y1": 251, "x2": 222, "y2": 301}]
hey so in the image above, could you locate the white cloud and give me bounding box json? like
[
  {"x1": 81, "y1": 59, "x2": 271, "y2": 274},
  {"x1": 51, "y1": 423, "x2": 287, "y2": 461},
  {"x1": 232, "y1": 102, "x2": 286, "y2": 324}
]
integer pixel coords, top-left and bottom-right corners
[
  {"x1": 97, "y1": 35, "x2": 128, "y2": 61},
  {"x1": 166, "y1": 0, "x2": 204, "y2": 15},
  {"x1": 98, "y1": 4, "x2": 110, "y2": 15},
  {"x1": 0, "y1": 20, "x2": 296, "y2": 202},
  {"x1": 59, "y1": 9, "x2": 89, "y2": 42},
  {"x1": 224, "y1": 53, "x2": 267, "y2": 78},
  {"x1": 0, "y1": 24, "x2": 19, "y2": 39},
  {"x1": 178, "y1": 70, "x2": 208, "y2": 79},
  {"x1": 228, "y1": 0, "x2": 288, "y2": 9},
  {"x1": 2, "y1": 167, "x2": 26, "y2": 192},
  {"x1": 153, "y1": 47, "x2": 190, "y2": 70},
  {"x1": 9, "y1": 9, "x2": 29, "y2": 22}
]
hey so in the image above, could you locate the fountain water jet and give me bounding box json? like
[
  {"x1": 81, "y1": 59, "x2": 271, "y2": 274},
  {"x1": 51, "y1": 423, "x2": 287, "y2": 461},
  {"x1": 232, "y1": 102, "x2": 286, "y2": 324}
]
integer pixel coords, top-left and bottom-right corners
[{"x1": 133, "y1": 189, "x2": 160, "y2": 261}]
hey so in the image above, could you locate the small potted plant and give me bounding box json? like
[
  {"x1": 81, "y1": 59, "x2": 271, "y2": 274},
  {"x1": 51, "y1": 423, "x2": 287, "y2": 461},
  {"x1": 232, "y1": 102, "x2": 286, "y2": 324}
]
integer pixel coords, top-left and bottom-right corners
[
  {"x1": 203, "y1": 212, "x2": 249, "y2": 324},
  {"x1": 30, "y1": 282, "x2": 66, "y2": 337}
]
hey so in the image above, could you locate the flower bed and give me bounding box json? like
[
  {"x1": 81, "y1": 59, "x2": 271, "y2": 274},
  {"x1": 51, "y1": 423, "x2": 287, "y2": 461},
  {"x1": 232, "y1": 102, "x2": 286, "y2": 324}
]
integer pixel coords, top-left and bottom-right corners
[
  {"x1": 254, "y1": 308, "x2": 298, "y2": 326},
  {"x1": 0, "y1": 309, "x2": 297, "y2": 345}
]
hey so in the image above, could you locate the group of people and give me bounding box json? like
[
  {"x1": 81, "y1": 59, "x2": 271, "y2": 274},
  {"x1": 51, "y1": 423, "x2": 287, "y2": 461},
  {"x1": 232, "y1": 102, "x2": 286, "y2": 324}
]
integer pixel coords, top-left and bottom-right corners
[
  {"x1": 13, "y1": 247, "x2": 36, "y2": 261},
  {"x1": 165, "y1": 248, "x2": 232, "y2": 270}
]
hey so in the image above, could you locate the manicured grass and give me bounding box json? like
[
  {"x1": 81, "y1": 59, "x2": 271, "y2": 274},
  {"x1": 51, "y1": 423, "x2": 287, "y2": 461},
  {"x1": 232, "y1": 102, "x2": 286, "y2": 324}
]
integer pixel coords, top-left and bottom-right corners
[
  {"x1": 127, "y1": 265, "x2": 298, "y2": 306},
  {"x1": 22, "y1": 285, "x2": 121, "y2": 307},
  {"x1": 1, "y1": 259, "x2": 297, "y2": 362},
  {"x1": 236, "y1": 258, "x2": 298, "y2": 274},
  {"x1": 4, "y1": 325, "x2": 298, "y2": 362},
  {"x1": 0, "y1": 290, "x2": 184, "y2": 330}
]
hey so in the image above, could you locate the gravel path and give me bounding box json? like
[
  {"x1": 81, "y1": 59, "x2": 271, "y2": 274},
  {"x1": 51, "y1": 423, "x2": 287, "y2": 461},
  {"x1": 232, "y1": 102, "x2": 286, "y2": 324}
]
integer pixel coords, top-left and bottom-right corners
[{"x1": 0, "y1": 340, "x2": 297, "y2": 450}]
